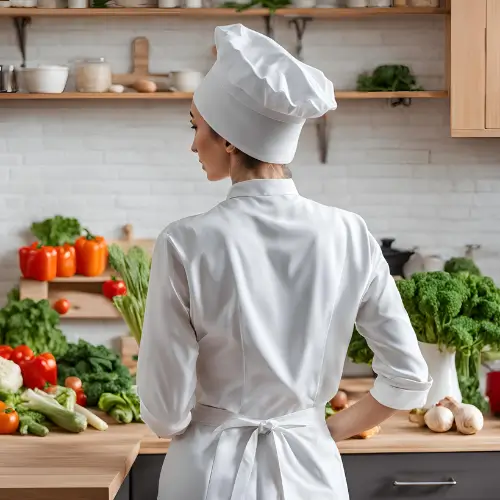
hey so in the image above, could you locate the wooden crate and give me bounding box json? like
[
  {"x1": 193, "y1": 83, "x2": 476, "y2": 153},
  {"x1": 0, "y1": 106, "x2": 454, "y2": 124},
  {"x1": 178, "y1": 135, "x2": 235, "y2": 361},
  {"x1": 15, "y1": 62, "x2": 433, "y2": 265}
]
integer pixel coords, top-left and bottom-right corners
[
  {"x1": 19, "y1": 224, "x2": 154, "y2": 320},
  {"x1": 120, "y1": 335, "x2": 139, "y2": 375}
]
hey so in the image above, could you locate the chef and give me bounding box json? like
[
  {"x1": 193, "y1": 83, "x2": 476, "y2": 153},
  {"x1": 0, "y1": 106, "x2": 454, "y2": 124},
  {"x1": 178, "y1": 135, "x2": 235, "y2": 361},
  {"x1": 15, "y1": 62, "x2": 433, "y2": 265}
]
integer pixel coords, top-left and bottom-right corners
[{"x1": 137, "y1": 23, "x2": 432, "y2": 500}]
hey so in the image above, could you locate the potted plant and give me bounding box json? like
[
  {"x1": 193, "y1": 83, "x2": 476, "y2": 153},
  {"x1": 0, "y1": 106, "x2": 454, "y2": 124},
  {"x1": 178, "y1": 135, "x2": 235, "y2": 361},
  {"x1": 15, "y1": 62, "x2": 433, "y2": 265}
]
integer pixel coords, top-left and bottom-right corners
[{"x1": 348, "y1": 271, "x2": 500, "y2": 412}]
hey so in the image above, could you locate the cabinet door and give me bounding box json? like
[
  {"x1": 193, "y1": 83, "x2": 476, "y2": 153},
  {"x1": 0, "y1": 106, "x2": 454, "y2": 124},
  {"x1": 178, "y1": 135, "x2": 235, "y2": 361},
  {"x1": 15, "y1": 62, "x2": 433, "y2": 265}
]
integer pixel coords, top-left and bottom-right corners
[
  {"x1": 342, "y1": 452, "x2": 500, "y2": 500},
  {"x1": 450, "y1": 0, "x2": 487, "y2": 136},
  {"x1": 486, "y1": 0, "x2": 500, "y2": 129},
  {"x1": 130, "y1": 454, "x2": 164, "y2": 500}
]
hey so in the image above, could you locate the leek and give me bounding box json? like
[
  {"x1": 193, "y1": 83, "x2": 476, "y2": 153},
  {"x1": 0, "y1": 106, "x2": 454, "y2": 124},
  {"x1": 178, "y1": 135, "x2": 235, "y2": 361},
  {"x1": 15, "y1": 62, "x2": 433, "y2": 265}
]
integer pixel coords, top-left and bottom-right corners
[{"x1": 108, "y1": 244, "x2": 151, "y2": 345}]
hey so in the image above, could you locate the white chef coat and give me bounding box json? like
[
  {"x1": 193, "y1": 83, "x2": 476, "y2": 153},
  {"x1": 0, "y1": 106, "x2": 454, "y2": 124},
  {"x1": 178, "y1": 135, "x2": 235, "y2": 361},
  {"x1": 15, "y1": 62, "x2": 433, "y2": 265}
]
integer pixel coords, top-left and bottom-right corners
[{"x1": 137, "y1": 178, "x2": 431, "y2": 500}]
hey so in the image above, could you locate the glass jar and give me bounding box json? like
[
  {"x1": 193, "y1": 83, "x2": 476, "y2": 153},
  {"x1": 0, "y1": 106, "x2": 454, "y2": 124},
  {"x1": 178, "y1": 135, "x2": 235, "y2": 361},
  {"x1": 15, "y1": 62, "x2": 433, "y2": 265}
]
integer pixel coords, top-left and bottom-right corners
[{"x1": 75, "y1": 58, "x2": 111, "y2": 93}]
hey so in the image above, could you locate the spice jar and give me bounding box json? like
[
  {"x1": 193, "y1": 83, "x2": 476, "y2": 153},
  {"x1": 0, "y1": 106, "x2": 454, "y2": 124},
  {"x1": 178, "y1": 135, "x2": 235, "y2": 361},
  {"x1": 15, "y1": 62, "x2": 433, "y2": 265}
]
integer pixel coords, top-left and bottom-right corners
[{"x1": 75, "y1": 58, "x2": 111, "y2": 93}]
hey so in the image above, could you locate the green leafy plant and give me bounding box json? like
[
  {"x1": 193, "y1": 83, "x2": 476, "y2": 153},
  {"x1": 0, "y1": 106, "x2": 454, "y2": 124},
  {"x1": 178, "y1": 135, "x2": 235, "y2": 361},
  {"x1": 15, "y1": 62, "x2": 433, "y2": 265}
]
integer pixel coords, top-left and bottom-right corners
[
  {"x1": 107, "y1": 244, "x2": 151, "y2": 345},
  {"x1": 56, "y1": 339, "x2": 133, "y2": 407},
  {"x1": 347, "y1": 272, "x2": 500, "y2": 411},
  {"x1": 222, "y1": 0, "x2": 290, "y2": 14},
  {"x1": 30, "y1": 215, "x2": 82, "y2": 247},
  {"x1": 0, "y1": 288, "x2": 68, "y2": 357},
  {"x1": 356, "y1": 64, "x2": 423, "y2": 92},
  {"x1": 444, "y1": 257, "x2": 481, "y2": 277}
]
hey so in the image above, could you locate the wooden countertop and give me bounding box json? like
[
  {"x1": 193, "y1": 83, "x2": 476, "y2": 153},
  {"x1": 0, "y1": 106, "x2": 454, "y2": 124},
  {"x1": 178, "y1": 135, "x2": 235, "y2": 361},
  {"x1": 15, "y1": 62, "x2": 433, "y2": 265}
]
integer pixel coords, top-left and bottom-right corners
[
  {"x1": 139, "y1": 410, "x2": 500, "y2": 456},
  {"x1": 0, "y1": 415, "x2": 149, "y2": 500},
  {"x1": 2, "y1": 379, "x2": 500, "y2": 499}
]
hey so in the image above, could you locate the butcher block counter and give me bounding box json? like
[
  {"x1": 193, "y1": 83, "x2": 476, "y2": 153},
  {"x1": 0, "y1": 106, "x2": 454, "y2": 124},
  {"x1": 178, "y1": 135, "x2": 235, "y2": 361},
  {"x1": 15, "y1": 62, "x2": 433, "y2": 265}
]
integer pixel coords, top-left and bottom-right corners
[{"x1": 1, "y1": 379, "x2": 500, "y2": 500}]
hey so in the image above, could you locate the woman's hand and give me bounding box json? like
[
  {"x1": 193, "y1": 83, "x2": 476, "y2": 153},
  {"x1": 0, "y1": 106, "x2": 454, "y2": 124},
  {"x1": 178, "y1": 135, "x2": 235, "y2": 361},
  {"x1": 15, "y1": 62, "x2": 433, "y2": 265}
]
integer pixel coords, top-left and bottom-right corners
[{"x1": 326, "y1": 393, "x2": 397, "y2": 442}]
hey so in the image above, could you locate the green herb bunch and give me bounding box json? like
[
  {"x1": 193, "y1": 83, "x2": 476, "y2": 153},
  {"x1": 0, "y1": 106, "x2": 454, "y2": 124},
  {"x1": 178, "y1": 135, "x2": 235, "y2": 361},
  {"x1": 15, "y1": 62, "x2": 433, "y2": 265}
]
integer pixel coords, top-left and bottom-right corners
[
  {"x1": 222, "y1": 0, "x2": 290, "y2": 14},
  {"x1": 30, "y1": 215, "x2": 82, "y2": 247},
  {"x1": 356, "y1": 64, "x2": 423, "y2": 92}
]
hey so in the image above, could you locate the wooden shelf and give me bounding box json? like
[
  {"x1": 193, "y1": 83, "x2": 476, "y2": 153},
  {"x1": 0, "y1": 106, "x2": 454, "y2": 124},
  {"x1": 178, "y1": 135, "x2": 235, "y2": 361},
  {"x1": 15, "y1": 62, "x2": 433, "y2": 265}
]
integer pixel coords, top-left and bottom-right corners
[
  {"x1": 337, "y1": 90, "x2": 448, "y2": 99},
  {"x1": 0, "y1": 7, "x2": 450, "y2": 18},
  {"x1": 0, "y1": 90, "x2": 448, "y2": 100},
  {"x1": 0, "y1": 92, "x2": 193, "y2": 100}
]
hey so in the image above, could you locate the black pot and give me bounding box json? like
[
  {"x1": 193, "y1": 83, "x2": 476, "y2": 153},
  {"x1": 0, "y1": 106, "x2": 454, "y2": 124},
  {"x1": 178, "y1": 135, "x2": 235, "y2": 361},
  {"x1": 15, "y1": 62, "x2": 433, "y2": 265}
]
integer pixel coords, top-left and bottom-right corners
[{"x1": 380, "y1": 238, "x2": 414, "y2": 277}]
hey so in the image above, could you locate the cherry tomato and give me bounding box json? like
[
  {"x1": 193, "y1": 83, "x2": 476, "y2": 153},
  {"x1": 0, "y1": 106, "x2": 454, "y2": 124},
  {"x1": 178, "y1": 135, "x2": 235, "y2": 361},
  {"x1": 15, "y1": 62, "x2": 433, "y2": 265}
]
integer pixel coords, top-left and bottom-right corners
[
  {"x1": 0, "y1": 406, "x2": 19, "y2": 435},
  {"x1": 65, "y1": 376, "x2": 83, "y2": 392},
  {"x1": 44, "y1": 385, "x2": 58, "y2": 395},
  {"x1": 102, "y1": 278, "x2": 127, "y2": 300},
  {"x1": 53, "y1": 298, "x2": 70, "y2": 315},
  {"x1": 76, "y1": 390, "x2": 87, "y2": 407},
  {"x1": 9, "y1": 345, "x2": 34, "y2": 365},
  {"x1": 0, "y1": 346, "x2": 13, "y2": 360}
]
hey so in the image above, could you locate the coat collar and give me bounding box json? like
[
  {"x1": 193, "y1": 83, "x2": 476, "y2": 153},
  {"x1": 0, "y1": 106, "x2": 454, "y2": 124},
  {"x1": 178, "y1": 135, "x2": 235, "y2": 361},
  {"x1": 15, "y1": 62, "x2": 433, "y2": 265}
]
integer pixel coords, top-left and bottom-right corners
[{"x1": 227, "y1": 179, "x2": 299, "y2": 200}]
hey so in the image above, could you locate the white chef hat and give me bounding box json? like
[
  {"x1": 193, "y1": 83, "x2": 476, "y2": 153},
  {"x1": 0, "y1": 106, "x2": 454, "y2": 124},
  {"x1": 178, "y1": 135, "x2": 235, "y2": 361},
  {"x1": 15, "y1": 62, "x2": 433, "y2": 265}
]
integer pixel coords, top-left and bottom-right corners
[{"x1": 193, "y1": 24, "x2": 337, "y2": 164}]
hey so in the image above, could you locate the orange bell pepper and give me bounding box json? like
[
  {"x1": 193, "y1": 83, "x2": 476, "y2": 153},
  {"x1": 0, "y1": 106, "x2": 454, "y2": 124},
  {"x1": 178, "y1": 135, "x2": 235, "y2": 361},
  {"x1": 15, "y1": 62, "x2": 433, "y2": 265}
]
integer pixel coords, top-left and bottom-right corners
[
  {"x1": 19, "y1": 244, "x2": 57, "y2": 281},
  {"x1": 56, "y1": 244, "x2": 76, "y2": 278},
  {"x1": 75, "y1": 229, "x2": 108, "y2": 277}
]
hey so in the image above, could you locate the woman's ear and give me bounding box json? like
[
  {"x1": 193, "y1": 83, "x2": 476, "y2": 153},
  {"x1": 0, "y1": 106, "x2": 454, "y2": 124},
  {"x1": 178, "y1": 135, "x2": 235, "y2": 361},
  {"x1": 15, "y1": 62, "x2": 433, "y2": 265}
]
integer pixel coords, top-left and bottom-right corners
[{"x1": 225, "y1": 141, "x2": 236, "y2": 154}]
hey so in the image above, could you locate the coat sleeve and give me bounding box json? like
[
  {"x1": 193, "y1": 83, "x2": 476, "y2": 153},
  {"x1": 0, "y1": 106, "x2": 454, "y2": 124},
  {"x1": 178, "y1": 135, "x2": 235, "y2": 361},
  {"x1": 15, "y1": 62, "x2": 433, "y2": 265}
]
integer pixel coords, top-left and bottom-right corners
[
  {"x1": 137, "y1": 230, "x2": 199, "y2": 438},
  {"x1": 355, "y1": 233, "x2": 432, "y2": 411}
]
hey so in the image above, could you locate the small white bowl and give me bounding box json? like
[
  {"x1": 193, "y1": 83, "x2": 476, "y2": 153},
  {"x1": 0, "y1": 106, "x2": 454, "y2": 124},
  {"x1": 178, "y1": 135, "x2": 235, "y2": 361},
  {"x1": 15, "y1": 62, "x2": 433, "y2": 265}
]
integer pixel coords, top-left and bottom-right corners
[{"x1": 21, "y1": 65, "x2": 69, "y2": 94}]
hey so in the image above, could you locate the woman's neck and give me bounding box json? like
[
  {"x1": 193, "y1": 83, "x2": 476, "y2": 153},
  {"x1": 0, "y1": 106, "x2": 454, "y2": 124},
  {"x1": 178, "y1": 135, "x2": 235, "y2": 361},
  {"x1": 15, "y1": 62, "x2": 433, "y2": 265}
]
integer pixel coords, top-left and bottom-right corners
[{"x1": 230, "y1": 164, "x2": 292, "y2": 184}]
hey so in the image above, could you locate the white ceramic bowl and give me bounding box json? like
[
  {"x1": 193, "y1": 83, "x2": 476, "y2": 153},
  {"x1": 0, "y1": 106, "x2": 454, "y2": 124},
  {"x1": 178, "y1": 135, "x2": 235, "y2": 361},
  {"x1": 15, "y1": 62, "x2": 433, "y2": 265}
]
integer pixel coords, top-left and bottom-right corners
[{"x1": 21, "y1": 65, "x2": 69, "y2": 94}]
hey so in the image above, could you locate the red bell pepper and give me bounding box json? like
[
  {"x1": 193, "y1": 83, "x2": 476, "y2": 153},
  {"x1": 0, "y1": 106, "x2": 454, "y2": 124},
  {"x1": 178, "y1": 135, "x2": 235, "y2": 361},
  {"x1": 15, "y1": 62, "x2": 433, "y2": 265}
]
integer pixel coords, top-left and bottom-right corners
[
  {"x1": 9, "y1": 345, "x2": 34, "y2": 365},
  {"x1": 18, "y1": 242, "x2": 37, "y2": 278},
  {"x1": 56, "y1": 244, "x2": 76, "y2": 278},
  {"x1": 20, "y1": 353, "x2": 57, "y2": 390},
  {"x1": 0, "y1": 346, "x2": 13, "y2": 360},
  {"x1": 19, "y1": 244, "x2": 57, "y2": 282}
]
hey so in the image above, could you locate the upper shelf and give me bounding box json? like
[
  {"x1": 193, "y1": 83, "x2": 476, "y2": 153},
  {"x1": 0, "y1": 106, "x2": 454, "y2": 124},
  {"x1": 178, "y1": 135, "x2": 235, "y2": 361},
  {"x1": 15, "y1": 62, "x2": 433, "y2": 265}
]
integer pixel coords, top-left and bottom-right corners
[
  {"x1": 0, "y1": 6, "x2": 450, "y2": 18},
  {"x1": 0, "y1": 90, "x2": 449, "y2": 100}
]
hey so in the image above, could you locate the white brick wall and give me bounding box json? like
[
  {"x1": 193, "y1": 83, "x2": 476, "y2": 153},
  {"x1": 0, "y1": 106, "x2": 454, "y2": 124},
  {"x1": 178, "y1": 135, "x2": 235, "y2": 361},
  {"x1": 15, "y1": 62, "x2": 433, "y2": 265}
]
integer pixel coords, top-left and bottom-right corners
[{"x1": 1, "y1": 15, "x2": 499, "y2": 352}]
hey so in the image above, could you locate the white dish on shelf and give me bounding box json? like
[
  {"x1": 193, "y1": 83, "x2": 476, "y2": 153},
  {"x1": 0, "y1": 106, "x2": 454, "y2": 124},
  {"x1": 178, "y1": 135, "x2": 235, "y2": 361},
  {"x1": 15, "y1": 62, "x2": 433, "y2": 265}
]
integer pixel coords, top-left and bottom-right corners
[{"x1": 21, "y1": 65, "x2": 69, "y2": 94}]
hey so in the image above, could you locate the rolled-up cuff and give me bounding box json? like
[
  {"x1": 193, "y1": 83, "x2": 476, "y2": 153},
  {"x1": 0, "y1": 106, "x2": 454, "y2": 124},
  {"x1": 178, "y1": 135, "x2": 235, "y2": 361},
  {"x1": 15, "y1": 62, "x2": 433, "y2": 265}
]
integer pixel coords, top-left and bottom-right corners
[
  {"x1": 370, "y1": 375, "x2": 433, "y2": 410},
  {"x1": 140, "y1": 401, "x2": 192, "y2": 439}
]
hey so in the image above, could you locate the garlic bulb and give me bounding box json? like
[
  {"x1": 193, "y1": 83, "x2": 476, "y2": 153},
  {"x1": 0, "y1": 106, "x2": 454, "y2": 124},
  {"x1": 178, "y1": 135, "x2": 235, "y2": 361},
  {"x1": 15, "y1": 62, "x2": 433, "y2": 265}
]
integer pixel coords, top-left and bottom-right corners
[
  {"x1": 439, "y1": 397, "x2": 484, "y2": 435},
  {"x1": 424, "y1": 405, "x2": 454, "y2": 433}
]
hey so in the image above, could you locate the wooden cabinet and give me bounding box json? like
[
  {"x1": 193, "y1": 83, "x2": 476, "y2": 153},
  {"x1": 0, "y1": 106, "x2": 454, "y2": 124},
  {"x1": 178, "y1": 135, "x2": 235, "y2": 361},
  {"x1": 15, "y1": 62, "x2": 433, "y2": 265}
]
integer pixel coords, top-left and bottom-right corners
[
  {"x1": 128, "y1": 452, "x2": 500, "y2": 500},
  {"x1": 451, "y1": 0, "x2": 500, "y2": 137}
]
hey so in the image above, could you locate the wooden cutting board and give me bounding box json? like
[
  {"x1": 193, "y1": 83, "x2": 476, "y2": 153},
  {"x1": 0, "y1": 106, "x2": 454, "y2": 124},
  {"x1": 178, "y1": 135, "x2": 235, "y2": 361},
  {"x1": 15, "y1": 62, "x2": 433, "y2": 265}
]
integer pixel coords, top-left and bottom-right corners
[{"x1": 112, "y1": 37, "x2": 169, "y2": 88}]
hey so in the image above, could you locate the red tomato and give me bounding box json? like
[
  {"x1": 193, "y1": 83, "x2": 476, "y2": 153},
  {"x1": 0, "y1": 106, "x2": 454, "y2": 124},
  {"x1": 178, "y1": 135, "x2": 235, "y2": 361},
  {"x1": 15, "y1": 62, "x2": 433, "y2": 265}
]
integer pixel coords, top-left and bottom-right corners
[
  {"x1": 0, "y1": 346, "x2": 13, "y2": 360},
  {"x1": 65, "y1": 376, "x2": 83, "y2": 392},
  {"x1": 0, "y1": 406, "x2": 19, "y2": 435},
  {"x1": 53, "y1": 298, "x2": 70, "y2": 315},
  {"x1": 9, "y1": 345, "x2": 34, "y2": 365},
  {"x1": 102, "y1": 278, "x2": 127, "y2": 300},
  {"x1": 44, "y1": 385, "x2": 58, "y2": 395},
  {"x1": 76, "y1": 390, "x2": 87, "y2": 407}
]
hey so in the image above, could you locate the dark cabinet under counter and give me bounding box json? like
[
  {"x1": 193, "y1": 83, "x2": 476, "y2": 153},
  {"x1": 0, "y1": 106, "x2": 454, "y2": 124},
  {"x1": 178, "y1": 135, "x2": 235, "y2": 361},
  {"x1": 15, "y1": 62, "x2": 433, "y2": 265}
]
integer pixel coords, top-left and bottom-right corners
[
  {"x1": 343, "y1": 452, "x2": 499, "y2": 500},
  {"x1": 128, "y1": 452, "x2": 500, "y2": 500}
]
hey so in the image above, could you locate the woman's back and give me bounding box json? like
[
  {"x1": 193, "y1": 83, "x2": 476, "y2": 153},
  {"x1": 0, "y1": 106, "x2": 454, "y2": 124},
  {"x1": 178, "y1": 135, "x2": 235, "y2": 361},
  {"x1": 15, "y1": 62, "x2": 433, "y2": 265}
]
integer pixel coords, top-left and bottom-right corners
[{"x1": 178, "y1": 179, "x2": 368, "y2": 418}]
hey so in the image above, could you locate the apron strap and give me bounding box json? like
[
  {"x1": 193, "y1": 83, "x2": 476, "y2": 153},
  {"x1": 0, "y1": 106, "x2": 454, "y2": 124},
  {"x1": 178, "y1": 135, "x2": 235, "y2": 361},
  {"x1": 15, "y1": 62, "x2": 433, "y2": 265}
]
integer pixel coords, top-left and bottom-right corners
[{"x1": 192, "y1": 405, "x2": 322, "y2": 500}]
